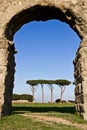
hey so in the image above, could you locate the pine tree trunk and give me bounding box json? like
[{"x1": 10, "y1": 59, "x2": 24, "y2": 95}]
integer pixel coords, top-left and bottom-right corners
[
  {"x1": 60, "y1": 86, "x2": 63, "y2": 102},
  {"x1": 41, "y1": 84, "x2": 44, "y2": 103},
  {"x1": 32, "y1": 86, "x2": 35, "y2": 102},
  {"x1": 51, "y1": 88, "x2": 53, "y2": 103},
  {"x1": 50, "y1": 85, "x2": 53, "y2": 103}
]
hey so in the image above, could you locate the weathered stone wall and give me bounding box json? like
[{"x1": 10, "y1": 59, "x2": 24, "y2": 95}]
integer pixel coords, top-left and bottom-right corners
[
  {"x1": 0, "y1": 38, "x2": 15, "y2": 116},
  {"x1": 74, "y1": 39, "x2": 87, "y2": 120},
  {"x1": 0, "y1": 0, "x2": 87, "y2": 120}
]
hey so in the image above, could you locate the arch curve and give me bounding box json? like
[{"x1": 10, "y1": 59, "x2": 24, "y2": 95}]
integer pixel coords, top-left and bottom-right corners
[{"x1": 4, "y1": 5, "x2": 81, "y2": 40}]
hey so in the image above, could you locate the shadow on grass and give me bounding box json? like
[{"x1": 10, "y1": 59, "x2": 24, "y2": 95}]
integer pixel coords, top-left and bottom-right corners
[{"x1": 12, "y1": 105, "x2": 75, "y2": 115}]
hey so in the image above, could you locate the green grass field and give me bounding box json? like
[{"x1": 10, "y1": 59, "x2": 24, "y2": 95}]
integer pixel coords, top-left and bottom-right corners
[{"x1": 0, "y1": 103, "x2": 87, "y2": 130}]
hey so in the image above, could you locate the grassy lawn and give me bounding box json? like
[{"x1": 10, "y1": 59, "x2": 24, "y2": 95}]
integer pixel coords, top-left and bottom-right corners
[
  {"x1": 12, "y1": 103, "x2": 87, "y2": 124},
  {"x1": 0, "y1": 103, "x2": 87, "y2": 130},
  {"x1": 0, "y1": 114, "x2": 82, "y2": 130},
  {"x1": 12, "y1": 102, "x2": 75, "y2": 114}
]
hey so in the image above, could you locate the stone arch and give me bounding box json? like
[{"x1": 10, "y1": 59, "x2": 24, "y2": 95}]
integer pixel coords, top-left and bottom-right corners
[
  {"x1": 4, "y1": 5, "x2": 82, "y2": 40},
  {"x1": 0, "y1": 0, "x2": 87, "y2": 120}
]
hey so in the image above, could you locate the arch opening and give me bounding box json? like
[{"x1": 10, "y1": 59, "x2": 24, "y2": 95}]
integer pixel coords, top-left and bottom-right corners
[{"x1": 13, "y1": 20, "x2": 80, "y2": 103}]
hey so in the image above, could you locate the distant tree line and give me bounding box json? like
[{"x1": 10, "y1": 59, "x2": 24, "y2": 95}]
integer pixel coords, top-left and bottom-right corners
[
  {"x1": 13, "y1": 94, "x2": 33, "y2": 102},
  {"x1": 26, "y1": 79, "x2": 71, "y2": 103}
]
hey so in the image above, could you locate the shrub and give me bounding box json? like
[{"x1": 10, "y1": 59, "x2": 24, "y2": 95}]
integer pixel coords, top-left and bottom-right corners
[
  {"x1": 55, "y1": 99, "x2": 61, "y2": 103},
  {"x1": 55, "y1": 99, "x2": 67, "y2": 103},
  {"x1": 13, "y1": 94, "x2": 20, "y2": 100},
  {"x1": 13, "y1": 94, "x2": 33, "y2": 102}
]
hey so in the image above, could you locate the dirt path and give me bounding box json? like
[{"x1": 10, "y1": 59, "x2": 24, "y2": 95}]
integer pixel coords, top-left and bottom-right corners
[{"x1": 21, "y1": 113, "x2": 87, "y2": 130}]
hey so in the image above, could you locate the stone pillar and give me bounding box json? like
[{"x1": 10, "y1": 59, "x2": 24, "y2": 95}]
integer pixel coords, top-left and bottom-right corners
[
  {"x1": 74, "y1": 39, "x2": 87, "y2": 120},
  {"x1": 0, "y1": 38, "x2": 15, "y2": 117}
]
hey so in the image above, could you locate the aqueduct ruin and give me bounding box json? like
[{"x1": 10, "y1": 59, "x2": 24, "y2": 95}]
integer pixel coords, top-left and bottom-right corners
[{"x1": 0, "y1": 0, "x2": 87, "y2": 120}]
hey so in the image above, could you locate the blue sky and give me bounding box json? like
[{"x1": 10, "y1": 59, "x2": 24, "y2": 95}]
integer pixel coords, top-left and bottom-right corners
[{"x1": 13, "y1": 20, "x2": 80, "y2": 102}]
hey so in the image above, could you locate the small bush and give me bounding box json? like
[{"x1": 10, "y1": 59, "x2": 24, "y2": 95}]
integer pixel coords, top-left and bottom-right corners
[
  {"x1": 55, "y1": 99, "x2": 61, "y2": 103},
  {"x1": 55, "y1": 99, "x2": 67, "y2": 103}
]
